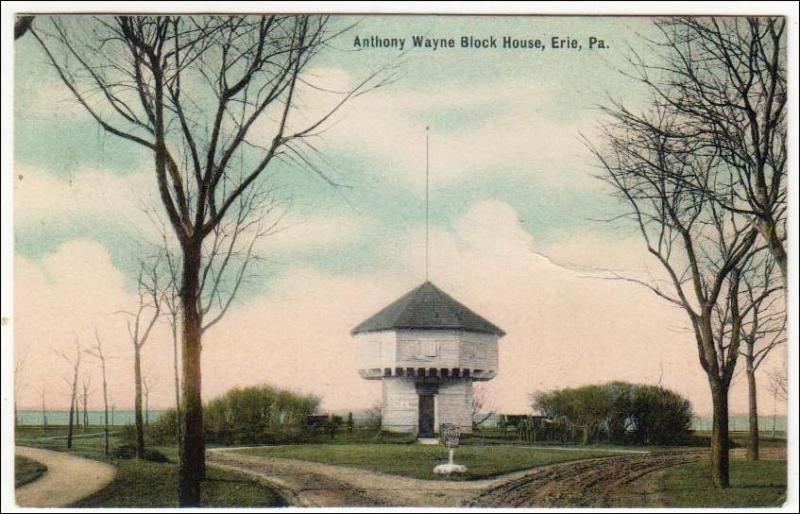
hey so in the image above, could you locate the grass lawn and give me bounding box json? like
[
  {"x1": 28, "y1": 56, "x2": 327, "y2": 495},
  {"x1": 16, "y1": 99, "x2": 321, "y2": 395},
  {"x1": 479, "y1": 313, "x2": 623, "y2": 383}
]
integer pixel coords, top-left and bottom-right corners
[
  {"x1": 236, "y1": 443, "x2": 625, "y2": 480},
  {"x1": 72, "y1": 457, "x2": 286, "y2": 508},
  {"x1": 657, "y1": 459, "x2": 787, "y2": 507},
  {"x1": 15, "y1": 427, "x2": 285, "y2": 508},
  {"x1": 15, "y1": 455, "x2": 48, "y2": 488}
]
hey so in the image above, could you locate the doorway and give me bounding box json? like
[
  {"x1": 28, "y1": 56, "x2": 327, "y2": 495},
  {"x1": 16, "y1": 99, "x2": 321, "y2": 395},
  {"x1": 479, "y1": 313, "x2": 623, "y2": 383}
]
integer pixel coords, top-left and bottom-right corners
[{"x1": 418, "y1": 394, "x2": 435, "y2": 437}]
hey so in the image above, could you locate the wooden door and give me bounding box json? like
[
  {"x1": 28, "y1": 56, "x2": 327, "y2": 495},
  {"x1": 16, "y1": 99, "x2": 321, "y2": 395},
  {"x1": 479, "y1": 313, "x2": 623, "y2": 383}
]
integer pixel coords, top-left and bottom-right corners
[{"x1": 418, "y1": 394, "x2": 435, "y2": 437}]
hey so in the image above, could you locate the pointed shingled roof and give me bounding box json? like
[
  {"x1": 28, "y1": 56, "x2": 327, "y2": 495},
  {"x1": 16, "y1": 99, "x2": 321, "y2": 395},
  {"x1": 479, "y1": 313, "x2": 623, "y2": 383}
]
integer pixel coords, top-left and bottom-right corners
[{"x1": 352, "y1": 281, "x2": 505, "y2": 336}]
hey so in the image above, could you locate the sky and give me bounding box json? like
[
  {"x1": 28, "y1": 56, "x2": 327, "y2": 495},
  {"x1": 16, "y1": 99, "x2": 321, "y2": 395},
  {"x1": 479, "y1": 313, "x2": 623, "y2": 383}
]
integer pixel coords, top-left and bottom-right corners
[{"x1": 12, "y1": 14, "x2": 787, "y2": 416}]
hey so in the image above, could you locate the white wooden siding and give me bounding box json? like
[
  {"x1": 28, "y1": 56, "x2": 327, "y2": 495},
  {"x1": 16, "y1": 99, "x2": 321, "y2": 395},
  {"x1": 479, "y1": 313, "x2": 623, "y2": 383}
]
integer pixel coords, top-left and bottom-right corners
[
  {"x1": 354, "y1": 331, "x2": 396, "y2": 371},
  {"x1": 356, "y1": 329, "x2": 499, "y2": 378},
  {"x1": 437, "y1": 379, "x2": 473, "y2": 432},
  {"x1": 459, "y1": 332, "x2": 498, "y2": 371},
  {"x1": 381, "y1": 377, "x2": 418, "y2": 433}
]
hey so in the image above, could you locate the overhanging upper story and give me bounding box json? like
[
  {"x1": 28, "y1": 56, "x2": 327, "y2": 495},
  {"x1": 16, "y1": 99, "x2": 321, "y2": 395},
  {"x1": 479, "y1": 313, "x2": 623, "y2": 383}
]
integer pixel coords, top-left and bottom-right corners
[
  {"x1": 352, "y1": 281, "x2": 504, "y2": 381},
  {"x1": 354, "y1": 328, "x2": 499, "y2": 380}
]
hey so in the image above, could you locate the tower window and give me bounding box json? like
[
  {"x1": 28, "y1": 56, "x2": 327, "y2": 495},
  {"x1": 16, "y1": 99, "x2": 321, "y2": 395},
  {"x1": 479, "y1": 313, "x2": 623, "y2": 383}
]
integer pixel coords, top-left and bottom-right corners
[{"x1": 415, "y1": 340, "x2": 439, "y2": 358}]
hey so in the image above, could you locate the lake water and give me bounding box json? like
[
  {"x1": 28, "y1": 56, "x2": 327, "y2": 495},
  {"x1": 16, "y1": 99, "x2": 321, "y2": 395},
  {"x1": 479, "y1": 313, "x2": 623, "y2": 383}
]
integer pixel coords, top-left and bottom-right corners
[
  {"x1": 691, "y1": 415, "x2": 787, "y2": 432},
  {"x1": 17, "y1": 410, "x2": 165, "y2": 426},
  {"x1": 17, "y1": 410, "x2": 787, "y2": 433}
]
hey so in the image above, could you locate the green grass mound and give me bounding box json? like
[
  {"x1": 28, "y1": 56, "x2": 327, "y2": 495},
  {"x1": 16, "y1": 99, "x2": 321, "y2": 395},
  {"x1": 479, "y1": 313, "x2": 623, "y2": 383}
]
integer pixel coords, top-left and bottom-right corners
[{"x1": 15, "y1": 455, "x2": 48, "y2": 488}]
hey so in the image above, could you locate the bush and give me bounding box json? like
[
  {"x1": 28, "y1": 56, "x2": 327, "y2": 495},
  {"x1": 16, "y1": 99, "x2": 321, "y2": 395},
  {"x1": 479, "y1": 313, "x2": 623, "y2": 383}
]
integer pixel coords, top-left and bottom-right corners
[
  {"x1": 117, "y1": 424, "x2": 138, "y2": 444},
  {"x1": 111, "y1": 443, "x2": 137, "y2": 460},
  {"x1": 149, "y1": 383, "x2": 321, "y2": 445},
  {"x1": 531, "y1": 381, "x2": 693, "y2": 445},
  {"x1": 372, "y1": 431, "x2": 418, "y2": 444},
  {"x1": 143, "y1": 448, "x2": 170, "y2": 463},
  {"x1": 110, "y1": 443, "x2": 169, "y2": 462},
  {"x1": 146, "y1": 409, "x2": 179, "y2": 445}
]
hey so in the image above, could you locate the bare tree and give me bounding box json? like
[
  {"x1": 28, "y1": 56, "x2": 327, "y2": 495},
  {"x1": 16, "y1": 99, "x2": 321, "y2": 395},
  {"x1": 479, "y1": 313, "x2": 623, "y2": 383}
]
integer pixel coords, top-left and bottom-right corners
[
  {"x1": 79, "y1": 374, "x2": 93, "y2": 430},
  {"x1": 627, "y1": 17, "x2": 787, "y2": 287},
  {"x1": 57, "y1": 340, "x2": 82, "y2": 449},
  {"x1": 161, "y1": 242, "x2": 183, "y2": 447},
  {"x1": 472, "y1": 384, "x2": 495, "y2": 428},
  {"x1": 589, "y1": 102, "x2": 757, "y2": 487},
  {"x1": 590, "y1": 15, "x2": 788, "y2": 487},
  {"x1": 86, "y1": 329, "x2": 112, "y2": 455},
  {"x1": 735, "y1": 253, "x2": 785, "y2": 460},
  {"x1": 30, "y1": 15, "x2": 389, "y2": 505},
  {"x1": 364, "y1": 401, "x2": 383, "y2": 431},
  {"x1": 150, "y1": 183, "x2": 281, "y2": 451},
  {"x1": 143, "y1": 376, "x2": 155, "y2": 426},
  {"x1": 14, "y1": 350, "x2": 28, "y2": 429},
  {"x1": 119, "y1": 257, "x2": 163, "y2": 459},
  {"x1": 41, "y1": 385, "x2": 48, "y2": 429},
  {"x1": 766, "y1": 365, "x2": 787, "y2": 439},
  {"x1": 767, "y1": 366, "x2": 788, "y2": 402}
]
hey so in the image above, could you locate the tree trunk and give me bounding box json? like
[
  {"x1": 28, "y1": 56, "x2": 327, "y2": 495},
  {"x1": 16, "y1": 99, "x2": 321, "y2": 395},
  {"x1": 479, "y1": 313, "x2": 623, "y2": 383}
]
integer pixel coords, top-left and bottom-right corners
[
  {"x1": 755, "y1": 217, "x2": 787, "y2": 290},
  {"x1": 101, "y1": 362, "x2": 109, "y2": 455},
  {"x1": 178, "y1": 245, "x2": 204, "y2": 507},
  {"x1": 747, "y1": 362, "x2": 760, "y2": 460},
  {"x1": 772, "y1": 406, "x2": 776, "y2": 439},
  {"x1": 134, "y1": 346, "x2": 145, "y2": 459},
  {"x1": 710, "y1": 382, "x2": 730, "y2": 488},
  {"x1": 67, "y1": 364, "x2": 79, "y2": 449},
  {"x1": 83, "y1": 393, "x2": 89, "y2": 430}
]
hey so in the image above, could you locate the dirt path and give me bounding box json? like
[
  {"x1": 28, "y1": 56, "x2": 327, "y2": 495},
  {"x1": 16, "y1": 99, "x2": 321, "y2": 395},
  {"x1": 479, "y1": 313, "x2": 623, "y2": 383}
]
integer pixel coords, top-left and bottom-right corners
[
  {"x1": 207, "y1": 447, "x2": 634, "y2": 507},
  {"x1": 470, "y1": 450, "x2": 705, "y2": 507},
  {"x1": 207, "y1": 450, "x2": 472, "y2": 506},
  {"x1": 15, "y1": 446, "x2": 117, "y2": 508}
]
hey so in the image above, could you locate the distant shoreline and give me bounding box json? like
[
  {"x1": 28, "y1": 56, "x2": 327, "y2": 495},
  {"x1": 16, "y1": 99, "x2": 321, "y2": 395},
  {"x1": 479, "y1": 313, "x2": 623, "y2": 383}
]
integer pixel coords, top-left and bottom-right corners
[{"x1": 15, "y1": 410, "x2": 788, "y2": 432}]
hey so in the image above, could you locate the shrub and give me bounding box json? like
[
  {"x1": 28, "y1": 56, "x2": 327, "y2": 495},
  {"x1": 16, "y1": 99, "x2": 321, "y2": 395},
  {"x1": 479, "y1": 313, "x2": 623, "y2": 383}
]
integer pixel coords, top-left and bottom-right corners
[
  {"x1": 143, "y1": 448, "x2": 170, "y2": 463},
  {"x1": 117, "y1": 424, "x2": 138, "y2": 444},
  {"x1": 363, "y1": 402, "x2": 382, "y2": 430},
  {"x1": 149, "y1": 383, "x2": 321, "y2": 445},
  {"x1": 146, "y1": 409, "x2": 179, "y2": 445},
  {"x1": 110, "y1": 443, "x2": 169, "y2": 462},
  {"x1": 531, "y1": 381, "x2": 693, "y2": 445},
  {"x1": 111, "y1": 443, "x2": 137, "y2": 460},
  {"x1": 373, "y1": 431, "x2": 418, "y2": 444}
]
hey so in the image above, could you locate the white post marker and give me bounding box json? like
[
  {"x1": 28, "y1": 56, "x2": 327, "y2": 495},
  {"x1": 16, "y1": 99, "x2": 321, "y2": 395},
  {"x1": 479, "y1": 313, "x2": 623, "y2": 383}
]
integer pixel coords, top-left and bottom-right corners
[{"x1": 433, "y1": 423, "x2": 467, "y2": 474}]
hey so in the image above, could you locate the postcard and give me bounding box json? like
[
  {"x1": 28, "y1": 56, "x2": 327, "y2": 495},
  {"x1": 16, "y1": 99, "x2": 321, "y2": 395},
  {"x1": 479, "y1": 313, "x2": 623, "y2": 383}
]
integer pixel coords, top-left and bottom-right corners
[{"x1": 4, "y1": 4, "x2": 795, "y2": 510}]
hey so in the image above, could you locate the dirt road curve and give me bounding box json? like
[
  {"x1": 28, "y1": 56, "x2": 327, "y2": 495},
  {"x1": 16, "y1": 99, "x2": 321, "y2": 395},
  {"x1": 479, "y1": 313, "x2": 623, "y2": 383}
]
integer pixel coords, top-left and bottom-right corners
[
  {"x1": 470, "y1": 450, "x2": 705, "y2": 508},
  {"x1": 207, "y1": 450, "x2": 483, "y2": 507},
  {"x1": 207, "y1": 448, "x2": 702, "y2": 507},
  {"x1": 15, "y1": 446, "x2": 116, "y2": 508}
]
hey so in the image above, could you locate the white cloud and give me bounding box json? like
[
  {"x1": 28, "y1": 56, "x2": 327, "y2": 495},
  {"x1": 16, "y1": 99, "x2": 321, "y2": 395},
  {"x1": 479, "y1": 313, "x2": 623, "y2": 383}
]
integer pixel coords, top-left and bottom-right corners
[
  {"x1": 260, "y1": 211, "x2": 369, "y2": 254},
  {"x1": 14, "y1": 165, "x2": 160, "y2": 239},
  {"x1": 280, "y1": 67, "x2": 601, "y2": 191},
  {"x1": 540, "y1": 231, "x2": 655, "y2": 273}
]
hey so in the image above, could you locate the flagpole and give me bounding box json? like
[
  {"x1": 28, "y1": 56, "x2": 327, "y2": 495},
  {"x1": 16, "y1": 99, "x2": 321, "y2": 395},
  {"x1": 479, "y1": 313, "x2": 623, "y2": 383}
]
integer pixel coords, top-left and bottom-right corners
[{"x1": 425, "y1": 126, "x2": 430, "y2": 282}]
